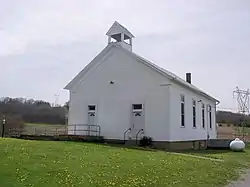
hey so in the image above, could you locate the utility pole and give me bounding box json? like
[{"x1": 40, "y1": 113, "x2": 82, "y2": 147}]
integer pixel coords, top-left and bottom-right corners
[
  {"x1": 54, "y1": 94, "x2": 59, "y2": 107},
  {"x1": 1, "y1": 116, "x2": 6, "y2": 138},
  {"x1": 233, "y1": 87, "x2": 250, "y2": 140}
]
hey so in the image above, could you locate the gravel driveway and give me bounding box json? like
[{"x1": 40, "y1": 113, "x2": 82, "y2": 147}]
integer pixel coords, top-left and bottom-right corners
[{"x1": 227, "y1": 169, "x2": 250, "y2": 187}]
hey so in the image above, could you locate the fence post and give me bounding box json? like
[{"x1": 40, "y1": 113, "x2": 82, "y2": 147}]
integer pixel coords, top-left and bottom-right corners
[
  {"x1": 56, "y1": 128, "x2": 58, "y2": 135},
  {"x1": 74, "y1": 125, "x2": 76, "y2": 135},
  {"x1": 1, "y1": 117, "x2": 6, "y2": 138}
]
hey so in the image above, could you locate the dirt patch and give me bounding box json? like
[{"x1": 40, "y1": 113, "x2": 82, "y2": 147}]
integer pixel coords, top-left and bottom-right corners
[{"x1": 226, "y1": 169, "x2": 250, "y2": 187}]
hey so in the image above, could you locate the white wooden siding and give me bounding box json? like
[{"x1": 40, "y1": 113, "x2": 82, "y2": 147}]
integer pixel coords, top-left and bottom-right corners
[
  {"x1": 67, "y1": 45, "x2": 217, "y2": 141},
  {"x1": 169, "y1": 83, "x2": 217, "y2": 141},
  {"x1": 68, "y1": 46, "x2": 171, "y2": 140}
]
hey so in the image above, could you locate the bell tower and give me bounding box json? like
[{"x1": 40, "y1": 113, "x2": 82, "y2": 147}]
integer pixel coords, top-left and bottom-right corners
[{"x1": 106, "y1": 21, "x2": 134, "y2": 51}]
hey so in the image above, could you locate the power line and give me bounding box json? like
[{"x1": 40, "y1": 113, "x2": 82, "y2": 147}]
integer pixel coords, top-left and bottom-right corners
[
  {"x1": 54, "y1": 94, "x2": 59, "y2": 107},
  {"x1": 233, "y1": 87, "x2": 250, "y2": 140},
  {"x1": 233, "y1": 87, "x2": 250, "y2": 115}
]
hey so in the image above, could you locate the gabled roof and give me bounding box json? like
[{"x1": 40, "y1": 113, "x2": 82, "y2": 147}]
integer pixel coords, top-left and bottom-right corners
[
  {"x1": 127, "y1": 49, "x2": 219, "y2": 103},
  {"x1": 106, "y1": 21, "x2": 135, "y2": 38},
  {"x1": 64, "y1": 44, "x2": 113, "y2": 90},
  {"x1": 114, "y1": 44, "x2": 219, "y2": 103},
  {"x1": 64, "y1": 43, "x2": 219, "y2": 103}
]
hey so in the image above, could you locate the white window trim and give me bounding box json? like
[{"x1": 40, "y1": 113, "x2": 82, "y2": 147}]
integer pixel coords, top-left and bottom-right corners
[
  {"x1": 88, "y1": 105, "x2": 96, "y2": 112},
  {"x1": 180, "y1": 95, "x2": 185, "y2": 128},
  {"x1": 192, "y1": 99, "x2": 196, "y2": 128},
  {"x1": 208, "y1": 105, "x2": 212, "y2": 129},
  {"x1": 132, "y1": 104, "x2": 143, "y2": 112},
  {"x1": 202, "y1": 103, "x2": 205, "y2": 129}
]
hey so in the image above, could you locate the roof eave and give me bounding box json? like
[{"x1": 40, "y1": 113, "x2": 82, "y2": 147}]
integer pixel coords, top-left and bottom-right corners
[
  {"x1": 62, "y1": 44, "x2": 114, "y2": 92},
  {"x1": 64, "y1": 85, "x2": 70, "y2": 90},
  {"x1": 106, "y1": 21, "x2": 135, "y2": 38},
  {"x1": 200, "y1": 92, "x2": 219, "y2": 103},
  {"x1": 175, "y1": 80, "x2": 219, "y2": 103},
  {"x1": 115, "y1": 45, "x2": 219, "y2": 103}
]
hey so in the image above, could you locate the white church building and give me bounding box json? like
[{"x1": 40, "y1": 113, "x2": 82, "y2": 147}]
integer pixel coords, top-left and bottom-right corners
[{"x1": 64, "y1": 21, "x2": 219, "y2": 149}]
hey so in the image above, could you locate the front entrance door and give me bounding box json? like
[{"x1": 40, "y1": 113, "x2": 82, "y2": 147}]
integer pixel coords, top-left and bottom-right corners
[
  {"x1": 88, "y1": 105, "x2": 96, "y2": 136},
  {"x1": 131, "y1": 104, "x2": 144, "y2": 139}
]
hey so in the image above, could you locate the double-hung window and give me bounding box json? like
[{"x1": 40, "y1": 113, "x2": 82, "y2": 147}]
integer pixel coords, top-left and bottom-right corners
[
  {"x1": 202, "y1": 103, "x2": 205, "y2": 128},
  {"x1": 208, "y1": 105, "x2": 212, "y2": 128},
  {"x1": 181, "y1": 95, "x2": 185, "y2": 127},
  {"x1": 192, "y1": 99, "x2": 196, "y2": 128}
]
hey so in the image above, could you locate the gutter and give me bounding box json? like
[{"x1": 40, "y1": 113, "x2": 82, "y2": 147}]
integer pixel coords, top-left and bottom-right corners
[{"x1": 216, "y1": 100, "x2": 220, "y2": 105}]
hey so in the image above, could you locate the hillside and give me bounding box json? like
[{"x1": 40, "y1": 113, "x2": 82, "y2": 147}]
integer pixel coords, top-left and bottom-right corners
[
  {"x1": 217, "y1": 110, "x2": 250, "y2": 126},
  {"x1": 0, "y1": 97, "x2": 67, "y2": 125}
]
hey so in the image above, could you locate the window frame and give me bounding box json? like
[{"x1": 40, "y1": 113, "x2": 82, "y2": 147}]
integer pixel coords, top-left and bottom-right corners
[
  {"x1": 180, "y1": 95, "x2": 185, "y2": 127},
  {"x1": 88, "y1": 105, "x2": 96, "y2": 111},
  {"x1": 192, "y1": 99, "x2": 196, "y2": 128},
  {"x1": 133, "y1": 104, "x2": 143, "y2": 110},
  {"x1": 208, "y1": 105, "x2": 212, "y2": 129},
  {"x1": 202, "y1": 103, "x2": 205, "y2": 128}
]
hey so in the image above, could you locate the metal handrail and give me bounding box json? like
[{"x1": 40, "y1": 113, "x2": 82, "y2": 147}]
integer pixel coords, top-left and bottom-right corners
[
  {"x1": 68, "y1": 124, "x2": 101, "y2": 137},
  {"x1": 123, "y1": 128, "x2": 131, "y2": 144},
  {"x1": 136, "y1": 129, "x2": 144, "y2": 145},
  {"x1": 7, "y1": 124, "x2": 101, "y2": 137}
]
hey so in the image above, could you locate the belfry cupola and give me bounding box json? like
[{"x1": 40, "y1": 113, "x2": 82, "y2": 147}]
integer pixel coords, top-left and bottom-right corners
[{"x1": 106, "y1": 21, "x2": 134, "y2": 51}]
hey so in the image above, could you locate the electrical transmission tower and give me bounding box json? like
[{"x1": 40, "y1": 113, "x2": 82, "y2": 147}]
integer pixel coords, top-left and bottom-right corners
[
  {"x1": 54, "y1": 94, "x2": 59, "y2": 107},
  {"x1": 233, "y1": 87, "x2": 250, "y2": 140}
]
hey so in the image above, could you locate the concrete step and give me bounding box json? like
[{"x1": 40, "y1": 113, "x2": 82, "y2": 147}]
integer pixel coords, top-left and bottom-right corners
[{"x1": 207, "y1": 139, "x2": 233, "y2": 148}]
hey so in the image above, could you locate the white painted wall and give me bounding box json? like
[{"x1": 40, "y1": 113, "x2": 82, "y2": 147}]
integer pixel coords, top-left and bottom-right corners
[
  {"x1": 116, "y1": 42, "x2": 132, "y2": 51},
  {"x1": 68, "y1": 46, "x2": 170, "y2": 141},
  {"x1": 169, "y1": 83, "x2": 217, "y2": 141},
  {"x1": 67, "y1": 44, "x2": 217, "y2": 141}
]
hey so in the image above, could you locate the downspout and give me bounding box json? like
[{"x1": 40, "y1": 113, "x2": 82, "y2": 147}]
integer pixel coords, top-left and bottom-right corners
[
  {"x1": 207, "y1": 100, "x2": 220, "y2": 140},
  {"x1": 206, "y1": 104, "x2": 210, "y2": 142},
  {"x1": 216, "y1": 100, "x2": 220, "y2": 106},
  {"x1": 215, "y1": 100, "x2": 220, "y2": 138}
]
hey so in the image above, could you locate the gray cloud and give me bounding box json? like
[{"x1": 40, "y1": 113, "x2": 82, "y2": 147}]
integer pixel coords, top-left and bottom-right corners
[{"x1": 0, "y1": 0, "x2": 250, "y2": 111}]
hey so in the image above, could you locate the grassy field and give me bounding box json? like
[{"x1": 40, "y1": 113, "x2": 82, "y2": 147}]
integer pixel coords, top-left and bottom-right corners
[
  {"x1": 22, "y1": 123, "x2": 66, "y2": 136},
  {"x1": 22, "y1": 122, "x2": 250, "y2": 140},
  {"x1": 0, "y1": 139, "x2": 250, "y2": 187},
  {"x1": 179, "y1": 147, "x2": 250, "y2": 168},
  {"x1": 217, "y1": 124, "x2": 250, "y2": 141},
  {"x1": 25, "y1": 123, "x2": 65, "y2": 127}
]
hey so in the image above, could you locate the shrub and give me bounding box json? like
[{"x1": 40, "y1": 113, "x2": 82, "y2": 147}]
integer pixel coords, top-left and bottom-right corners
[{"x1": 139, "y1": 136, "x2": 153, "y2": 147}]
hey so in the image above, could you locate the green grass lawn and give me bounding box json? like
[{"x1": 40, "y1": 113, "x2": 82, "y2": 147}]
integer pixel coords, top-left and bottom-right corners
[
  {"x1": 25, "y1": 123, "x2": 65, "y2": 128},
  {"x1": 0, "y1": 139, "x2": 249, "y2": 187},
  {"x1": 179, "y1": 147, "x2": 250, "y2": 168},
  {"x1": 23, "y1": 123, "x2": 66, "y2": 135}
]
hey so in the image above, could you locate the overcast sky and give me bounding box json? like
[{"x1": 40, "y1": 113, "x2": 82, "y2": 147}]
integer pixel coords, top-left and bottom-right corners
[{"x1": 0, "y1": 0, "x2": 250, "y2": 111}]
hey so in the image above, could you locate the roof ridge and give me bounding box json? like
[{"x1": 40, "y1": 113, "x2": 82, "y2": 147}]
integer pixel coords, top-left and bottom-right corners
[{"x1": 113, "y1": 43, "x2": 218, "y2": 102}]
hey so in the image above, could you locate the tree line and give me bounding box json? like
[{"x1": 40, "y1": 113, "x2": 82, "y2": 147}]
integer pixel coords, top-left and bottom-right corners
[
  {"x1": 216, "y1": 110, "x2": 250, "y2": 126},
  {"x1": 0, "y1": 97, "x2": 67, "y2": 125}
]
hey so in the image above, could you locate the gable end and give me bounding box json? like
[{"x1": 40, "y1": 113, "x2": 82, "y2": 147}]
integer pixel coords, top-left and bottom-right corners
[{"x1": 64, "y1": 44, "x2": 114, "y2": 90}]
